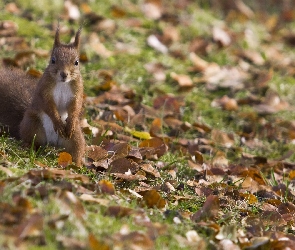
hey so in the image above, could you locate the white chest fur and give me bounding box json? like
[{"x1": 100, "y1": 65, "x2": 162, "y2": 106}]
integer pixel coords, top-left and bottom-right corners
[
  {"x1": 41, "y1": 81, "x2": 74, "y2": 145},
  {"x1": 53, "y1": 81, "x2": 74, "y2": 122}
]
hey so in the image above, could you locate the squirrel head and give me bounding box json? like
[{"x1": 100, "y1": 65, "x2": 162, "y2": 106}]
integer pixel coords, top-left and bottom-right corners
[{"x1": 48, "y1": 27, "x2": 81, "y2": 83}]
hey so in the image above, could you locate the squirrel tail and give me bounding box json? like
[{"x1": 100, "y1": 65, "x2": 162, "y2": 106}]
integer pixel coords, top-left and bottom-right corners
[{"x1": 0, "y1": 67, "x2": 37, "y2": 138}]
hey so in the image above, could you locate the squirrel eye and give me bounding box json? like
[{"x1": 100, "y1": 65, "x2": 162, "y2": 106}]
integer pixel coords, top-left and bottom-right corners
[
  {"x1": 74, "y1": 60, "x2": 79, "y2": 66},
  {"x1": 51, "y1": 57, "x2": 56, "y2": 64}
]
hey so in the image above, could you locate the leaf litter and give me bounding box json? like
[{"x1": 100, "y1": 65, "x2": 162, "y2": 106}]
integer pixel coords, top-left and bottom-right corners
[{"x1": 2, "y1": 0, "x2": 295, "y2": 249}]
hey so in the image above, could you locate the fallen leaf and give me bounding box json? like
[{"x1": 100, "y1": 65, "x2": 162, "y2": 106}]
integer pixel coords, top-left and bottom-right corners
[
  {"x1": 58, "y1": 191, "x2": 86, "y2": 220},
  {"x1": 105, "y1": 206, "x2": 133, "y2": 218},
  {"x1": 0, "y1": 165, "x2": 13, "y2": 177},
  {"x1": 192, "y1": 195, "x2": 220, "y2": 222},
  {"x1": 109, "y1": 157, "x2": 138, "y2": 174},
  {"x1": 211, "y1": 95, "x2": 239, "y2": 111},
  {"x1": 86, "y1": 145, "x2": 108, "y2": 161},
  {"x1": 26, "y1": 169, "x2": 90, "y2": 184},
  {"x1": 80, "y1": 194, "x2": 110, "y2": 206},
  {"x1": 125, "y1": 127, "x2": 152, "y2": 140},
  {"x1": 110, "y1": 5, "x2": 127, "y2": 18},
  {"x1": 150, "y1": 117, "x2": 162, "y2": 136},
  {"x1": 140, "y1": 189, "x2": 166, "y2": 209},
  {"x1": 211, "y1": 129, "x2": 235, "y2": 148},
  {"x1": 147, "y1": 35, "x2": 168, "y2": 54},
  {"x1": 170, "y1": 72, "x2": 193, "y2": 89},
  {"x1": 98, "y1": 180, "x2": 115, "y2": 195},
  {"x1": 212, "y1": 26, "x2": 231, "y2": 47},
  {"x1": 113, "y1": 173, "x2": 147, "y2": 181},
  {"x1": 58, "y1": 152, "x2": 72, "y2": 167},
  {"x1": 15, "y1": 213, "x2": 43, "y2": 245},
  {"x1": 139, "y1": 137, "x2": 168, "y2": 158},
  {"x1": 141, "y1": 0, "x2": 162, "y2": 20},
  {"x1": 64, "y1": 0, "x2": 80, "y2": 21},
  {"x1": 89, "y1": 234, "x2": 110, "y2": 250},
  {"x1": 88, "y1": 32, "x2": 113, "y2": 58},
  {"x1": 239, "y1": 193, "x2": 258, "y2": 205},
  {"x1": 140, "y1": 163, "x2": 160, "y2": 177}
]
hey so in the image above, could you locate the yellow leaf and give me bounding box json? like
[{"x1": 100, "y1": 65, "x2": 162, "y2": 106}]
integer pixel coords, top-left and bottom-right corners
[
  {"x1": 125, "y1": 127, "x2": 152, "y2": 140},
  {"x1": 240, "y1": 193, "x2": 257, "y2": 204},
  {"x1": 289, "y1": 170, "x2": 295, "y2": 180}
]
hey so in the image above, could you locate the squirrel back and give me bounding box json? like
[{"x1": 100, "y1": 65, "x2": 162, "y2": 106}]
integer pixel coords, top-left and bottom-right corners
[{"x1": 0, "y1": 68, "x2": 37, "y2": 138}]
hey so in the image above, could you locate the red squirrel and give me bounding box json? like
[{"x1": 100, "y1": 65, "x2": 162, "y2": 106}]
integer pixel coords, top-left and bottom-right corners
[{"x1": 0, "y1": 27, "x2": 85, "y2": 166}]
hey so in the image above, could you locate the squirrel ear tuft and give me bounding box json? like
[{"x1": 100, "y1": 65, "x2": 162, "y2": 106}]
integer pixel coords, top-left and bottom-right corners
[
  {"x1": 54, "y1": 25, "x2": 61, "y2": 47},
  {"x1": 73, "y1": 27, "x2": 81, "y2": 49}
]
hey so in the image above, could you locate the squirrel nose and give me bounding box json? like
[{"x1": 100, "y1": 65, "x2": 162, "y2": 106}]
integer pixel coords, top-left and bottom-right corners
[{"x1": 60, "y1": 71, "x2": 68, "y2": 79}]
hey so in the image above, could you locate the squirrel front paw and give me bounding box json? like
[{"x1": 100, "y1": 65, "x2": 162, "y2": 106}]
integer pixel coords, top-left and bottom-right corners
[
  {"x1": 54, "y1": 121, "x2": 67, "y2": 138},
  {"x1": 65, "y1": 121, "x2": 75, "y2": 138}
]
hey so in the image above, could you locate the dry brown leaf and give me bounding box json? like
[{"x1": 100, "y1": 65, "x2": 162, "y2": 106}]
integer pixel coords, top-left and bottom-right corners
[
  {"x1": 204, "y1": 65, "x2": 246, "y2": 91},
  {"x1": 192, "y1": 195, "x2": 220, "y2": 222},
  {"x1": 144, "y1": 62, "x2": 166, "y2": 82},
  {"x1": 139, "y1": 137, "x2": 168, "y2": 158},
  {"x1": 113, "y1": 231, "x2": 154, "y2": 250},
  {"x1": 79, "y1": 194, "x2": 110, "y2": 206},
  {"x1": 150, "y1": 117, "x2": 162, "y2": 137},
  {"x1": 189, "y1": 52, "x2": 211, "y2": 72},
  {"x1": 153, "y1": 95, "x2": 182, "y2": 114},
  {"x1": 81, "y1": 119, "x2": 99, "y2": 137},
  {"x1": 58, "y1": 152, "x2": 72, "y2": 167},
  {"x1": 241, "y1": 177, "x2": 260, "y2": 193},
  {"x1": 89, "y1": 234, "x2": 110, "y2": 250},
  {"x1": 26, "y1": 169, "x2": 90, "y2": 184},
  {"x1": 211, "y1": 95, "x2": 238, "y2": 111},
  {"x1": 88, "y1": 32, "x2": 113, "y2": 58},
  {"x1": 57, "y1": 235, "x2": 87, "y2": 249},
  {"x1": 109, "y1": 158, "x2": 138, "y2": 174},
  {"x1": 260, "y1": 210, "x2": 286, "y2": 227},
  {"x1": 27, "y1": 68, "x2": 42, "y2": 78},
  {"x1": 105, "y1": 206, "x2": 133, "y2": 218},
  {"x1": 278, "y1": 202, "x2": 295, "y2": 215},
  {"x1": 238, "y1": 50, "x2": 265, "y2": 65},
  {"x1": 141, "y1": 0, "x2": 162, "y2": 20},
  {"x1": 164, "y1": 116, "x2": 183, "y2": 129},
  {"x1": 5, "y1": 3, "x2": 21, "y2": 14},
  {"x1": 64, "y1": 0, "x2": 80, "y2": 20},
  {"x1": 0, "y1": 20, "x2": 18, "y2": 37},
  {"x1": 111, "y1": 143, "x2": 131, "y2": 159},
  {"x1": 15, "y1": 213, "x2": 43, "y2": 245},
  {"x1": 140, "y1": 189, "x2": 166, "y2": 209},
  {"x1": 239, "y1": 193, "x2": 258, "y2": 205},
  {"x1": 170, "y1": 72, "x2": 193, "y2": 89},
  {"x1": 98, "y1": 180, "x2": 115, "y2": 195},
  {"x1": 58, "y1": 191, "x2": 85, "y2": 220},
  {"x1": 212, "y1": 26, "x2": 231, "y2": 47},
  {"x1": 87, "y1": 145, "x2": 108, "y2": 161},
  {"x1": 112, "y1": 173, "x2": 147, "y2": 181},
  {"x1": 140, "y1": 163, "x2": 160, "y2": 177},
  {"x1": 0, "y1": 165, "x2": 13, "y2": 177},
  {"x1": 211, "y1": 129, "x2": 235, "y2": 148},
  {"x1": 110, "y1": 5, "x2": 127, "y2": 18}
]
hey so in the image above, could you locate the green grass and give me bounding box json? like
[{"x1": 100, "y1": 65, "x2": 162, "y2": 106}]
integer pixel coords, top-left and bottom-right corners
[{"x1": 1, "y1": 0, "x2": 295, "y2": 249}]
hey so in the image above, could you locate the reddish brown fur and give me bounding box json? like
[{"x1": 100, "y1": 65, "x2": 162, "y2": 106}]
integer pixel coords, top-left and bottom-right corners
[
  {"x1": 0, "y1": 28, "x2": 85, "y2": 166},
  {"x1": 0, "y1": 68, "x2": 37, "y2": 138}
]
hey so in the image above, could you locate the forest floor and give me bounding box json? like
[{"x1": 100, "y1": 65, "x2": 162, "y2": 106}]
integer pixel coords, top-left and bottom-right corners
[{"x1": 1, "y1": 1, "x2": 295, "y2": 249}]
